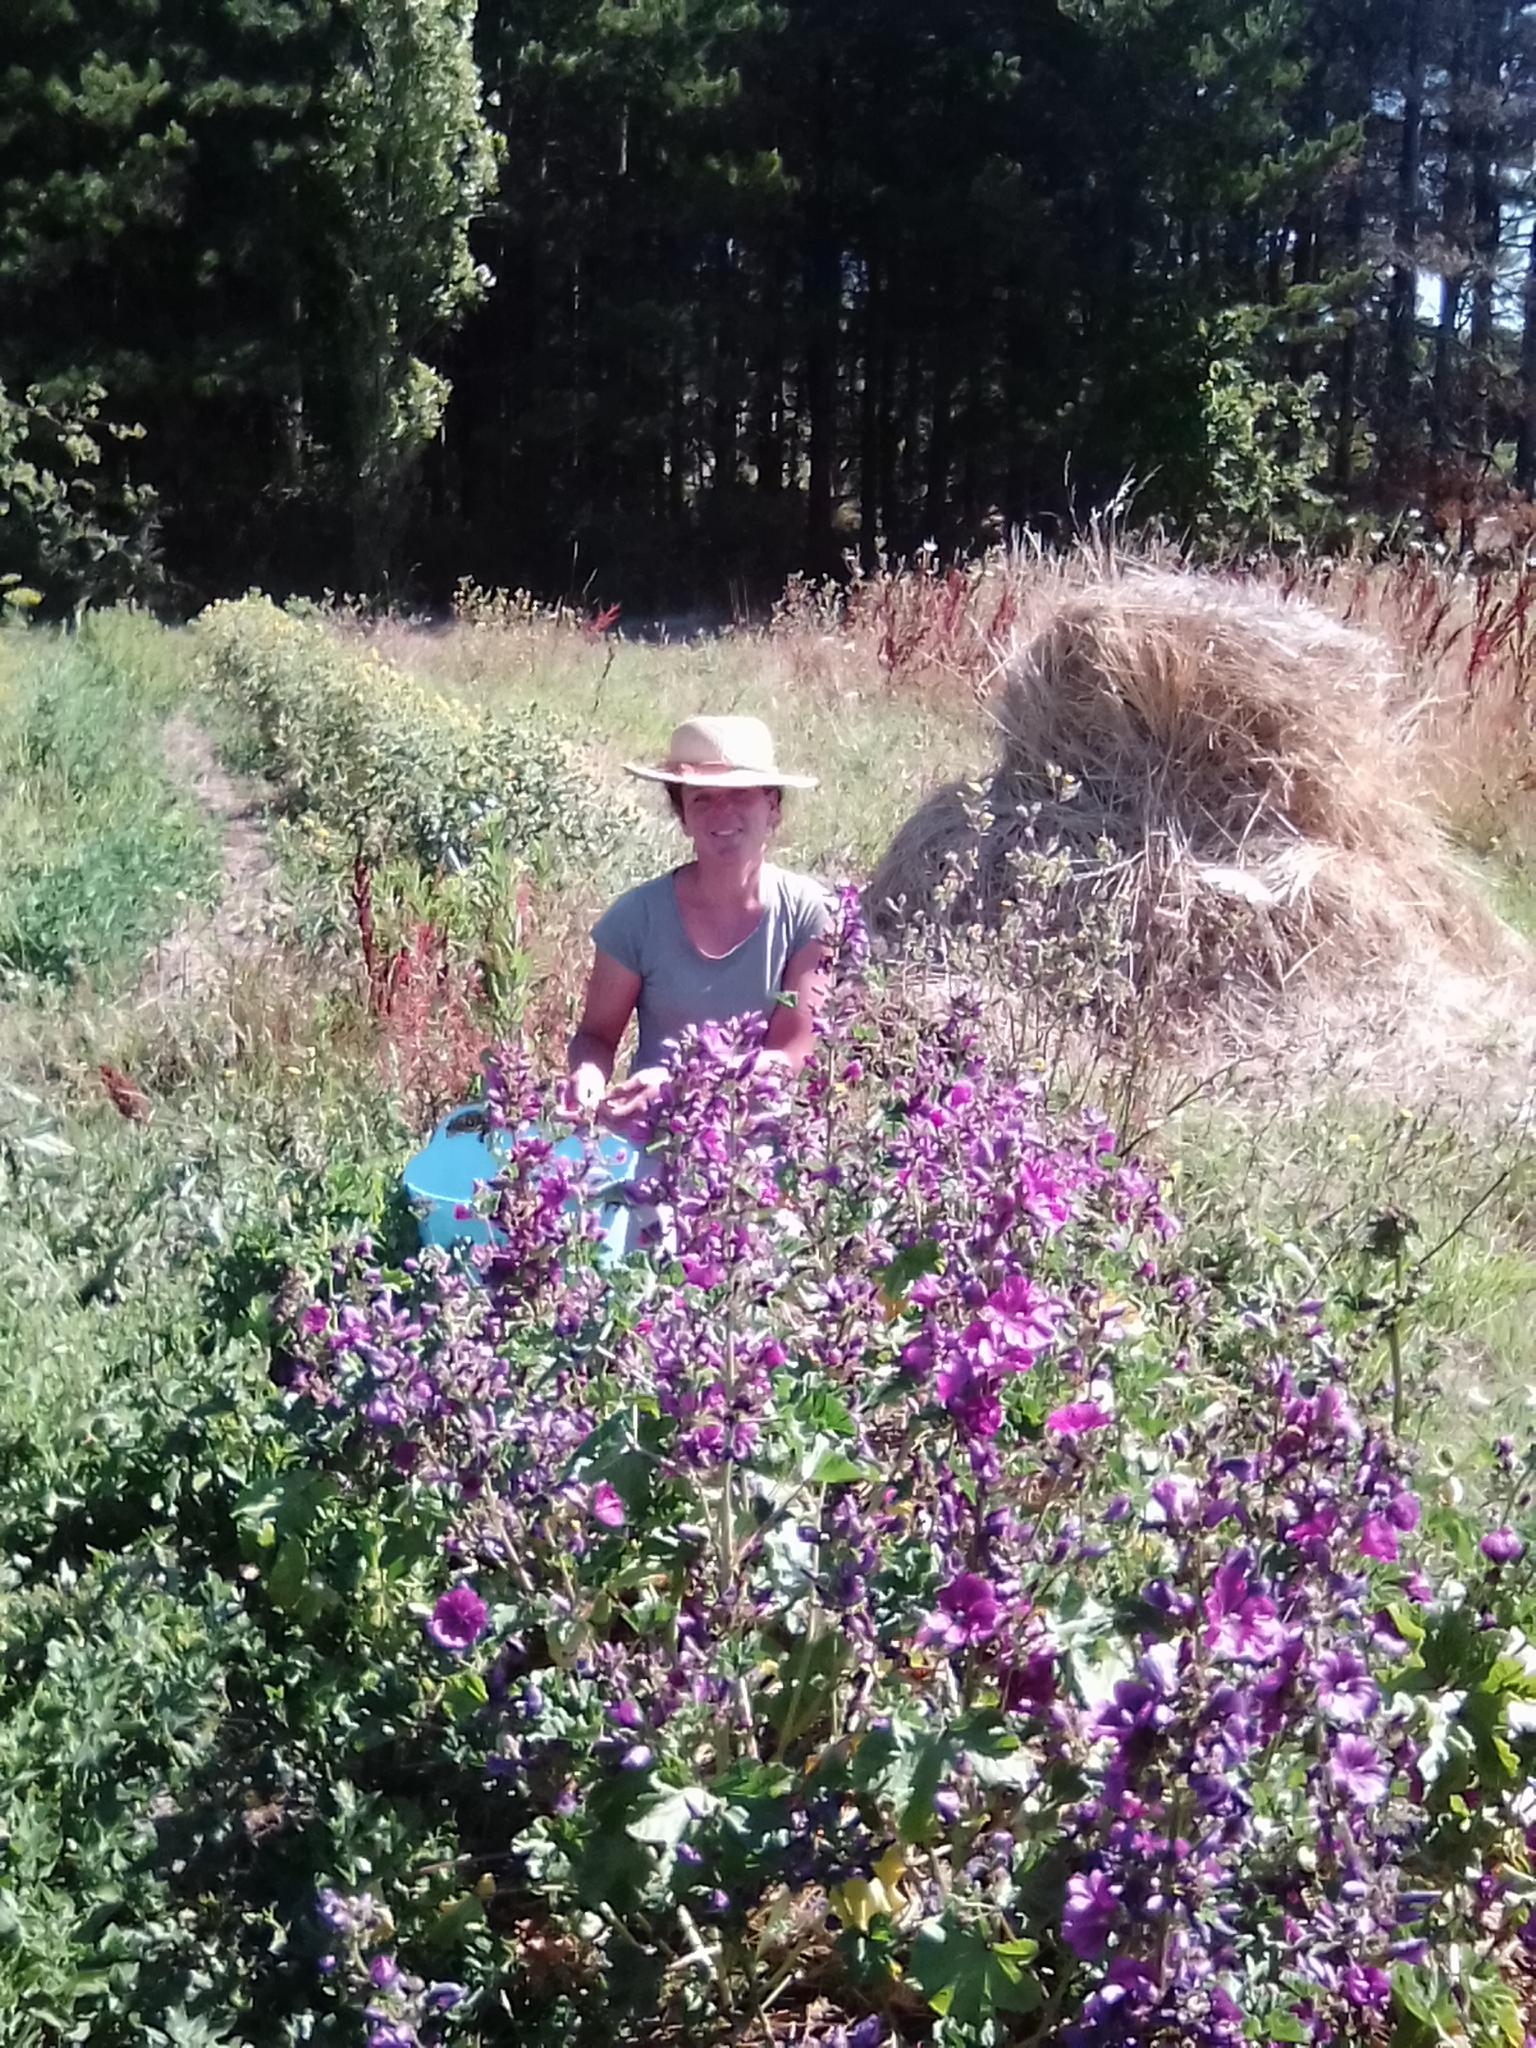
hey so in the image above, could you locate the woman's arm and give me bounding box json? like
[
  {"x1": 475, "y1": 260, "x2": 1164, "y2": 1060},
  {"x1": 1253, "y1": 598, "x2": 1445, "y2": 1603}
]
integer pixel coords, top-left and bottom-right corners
[
  {"x1": 762, "y1": 936, "x2": 832, "y2": 1072},
  {"x1": 564, "y1": 949, "x2": 642, "y2": 1111}
]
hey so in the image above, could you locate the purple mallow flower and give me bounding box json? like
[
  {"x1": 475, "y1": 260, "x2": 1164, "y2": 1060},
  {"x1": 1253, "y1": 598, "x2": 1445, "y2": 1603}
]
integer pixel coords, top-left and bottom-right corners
[
  {"x1": 1481, "y1": 1527, "x2": 1525, "y2": 1564},
  {"x1": 918, "y1": 1573, "x2": 1002, "y2": 1652},
  {"x1": 1328, "y1": 1735, "x2": 1391, "y2": 1806},
  {"x1": 1046, "y1": 1400, "x2": 1111, "y2": 1438},
  {"x1": 1203, "y1": 1558, "x2": 1289, "y2": 1665},
  {"x1": 981, "y1": 1273, "x2": 1061, "y2": 1361},
  {"x1": 1062, "y1": 1868, "x2": 1118, "y2": 1959},
  {"x1": 425, "y1": 1584, "x2": 488, "y2": 1654},
  {"x1": 295, "y1": 986, "x2": 1513, "y2": 2042},
  {"x1": 1314, "y1": 1649, "x2": 1378, "y2": 1727},
  {"x1": 590, "y1": 1481, "x2": 626, "y2": 1528}
]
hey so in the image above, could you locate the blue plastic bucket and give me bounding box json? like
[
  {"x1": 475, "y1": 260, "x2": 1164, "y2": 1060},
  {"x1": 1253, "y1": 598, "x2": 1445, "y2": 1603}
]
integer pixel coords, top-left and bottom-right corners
[{"x1": 401, "y1": 1104, "x2": 638, "y2": 1260}]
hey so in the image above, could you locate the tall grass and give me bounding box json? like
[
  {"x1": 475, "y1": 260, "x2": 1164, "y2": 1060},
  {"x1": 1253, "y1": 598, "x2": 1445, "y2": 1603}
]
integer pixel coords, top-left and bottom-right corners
[
  {"x1": 0, "y1": 622, "x2": 217, "y2": 985},
  {"x1": 351, "y1": 590, "x2": 985, "y2": 884},
  {"x1": 344, "y1": 543, "x2": 1536, "y2": 898}
]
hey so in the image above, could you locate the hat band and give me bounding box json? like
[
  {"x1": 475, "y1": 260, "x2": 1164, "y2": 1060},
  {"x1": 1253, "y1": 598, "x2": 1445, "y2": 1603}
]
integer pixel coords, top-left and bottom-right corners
[{"x1": 663, "y1": 758, "x2": 775, "y2": 779}]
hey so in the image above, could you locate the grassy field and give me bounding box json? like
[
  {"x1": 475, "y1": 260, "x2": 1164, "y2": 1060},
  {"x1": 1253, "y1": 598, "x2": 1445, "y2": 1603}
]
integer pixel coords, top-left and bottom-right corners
[{"x1": 3, "y1": 553, "x2": 1536, "y2": 2045}]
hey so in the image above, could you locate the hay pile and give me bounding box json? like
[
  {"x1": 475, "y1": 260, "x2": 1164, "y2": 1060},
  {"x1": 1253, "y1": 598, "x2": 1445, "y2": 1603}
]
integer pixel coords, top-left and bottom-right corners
[{"x1": 867, "y1": 572, "x2": 1500, "y2": 1010}]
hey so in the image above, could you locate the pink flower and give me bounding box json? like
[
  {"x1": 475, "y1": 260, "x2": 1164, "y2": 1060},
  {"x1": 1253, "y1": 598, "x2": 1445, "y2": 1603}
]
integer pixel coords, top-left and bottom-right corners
[
  {"x1": 1046, "y1": 1401, "x2": 1111, "y2": 1438},
  {"x1": 1315, "y1": 1386, "x2": 1363, "y2": 1442},
  {"x1": 1284, "y1": 1500, "x2": 1339, "y2": 1547},
  {"x1": 1357, "y1": 1515, "x2": 1399, "y2": 1563},
  {"x1": 590, "y1": 1482, "x2": 625, "y2": 1529},
  {"x1": 1481, "y1": 1527, "x2": 1525, "y2": 1565},
  {"x1": 300, "y1": 1302, "x2": 329, "y2": 1336},
  {"x1": 425, "y1": 1585, "x2": 488, "y2": 1655}
]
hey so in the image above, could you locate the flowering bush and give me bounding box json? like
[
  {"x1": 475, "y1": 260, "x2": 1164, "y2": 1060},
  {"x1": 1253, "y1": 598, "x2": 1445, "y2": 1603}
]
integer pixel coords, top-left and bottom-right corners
[{"x1": 277, "y1": 911, "x2": 1536, "y2": 2047}]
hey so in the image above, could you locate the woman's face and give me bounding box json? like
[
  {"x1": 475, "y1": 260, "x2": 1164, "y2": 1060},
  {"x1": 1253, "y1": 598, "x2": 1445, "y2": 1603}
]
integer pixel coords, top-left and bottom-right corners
[{"x1": 678, "y1": 783, "x2": 781, "y2": 865}]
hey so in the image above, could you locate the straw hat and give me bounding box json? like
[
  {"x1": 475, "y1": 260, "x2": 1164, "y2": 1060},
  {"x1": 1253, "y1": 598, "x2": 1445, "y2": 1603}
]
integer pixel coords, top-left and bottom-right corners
[{"x1": 623, "y1": 715, "x2": 817, "y2": 790}]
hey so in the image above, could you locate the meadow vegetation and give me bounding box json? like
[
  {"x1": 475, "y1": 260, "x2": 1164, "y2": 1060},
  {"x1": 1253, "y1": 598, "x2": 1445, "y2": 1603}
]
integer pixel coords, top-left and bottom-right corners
[{"x1": 2, "y1": 546, "x2": 1536, "y2": 2047}]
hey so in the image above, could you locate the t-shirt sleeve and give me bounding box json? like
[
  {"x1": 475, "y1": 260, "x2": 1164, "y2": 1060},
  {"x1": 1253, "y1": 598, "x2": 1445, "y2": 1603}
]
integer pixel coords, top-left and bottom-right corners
[
  {"x1": 591, "y1": 886, "x2": 647, "y2": 976},
  {"x1": 784, "y1": 872, "x2": 835, "y2": 957}
]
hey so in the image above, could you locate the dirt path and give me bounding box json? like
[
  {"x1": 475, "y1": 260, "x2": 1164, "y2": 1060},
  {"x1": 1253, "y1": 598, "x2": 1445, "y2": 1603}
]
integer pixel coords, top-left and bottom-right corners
[{"x1": 140, "y1": 714, "x2": 282, "y2": 1000}]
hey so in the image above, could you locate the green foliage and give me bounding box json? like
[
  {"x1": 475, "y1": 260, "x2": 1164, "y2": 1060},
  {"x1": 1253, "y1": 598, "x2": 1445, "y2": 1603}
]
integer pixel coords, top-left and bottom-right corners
[
  {"x1": 0, "y1": 629, "x2": 216, "y2": 983},
  {"x1": 1192, "y1": 307, "x2": 1332, "y2": 548},
  {"x1": 0, "y1": 380, "x2": 158, "y2": 611},
  {"x1": 195, "y1": 594, "x2": 612, "y2": 877},
  {"x1": 6, "y1": 0, "x2": 1533, "y2": 599},
  {"x1": 0, "y1": 1003, "x2": 455, "y2": 2042},
  {"x1": 318, "y1": 0, "x2": 497, "y2": 584}
]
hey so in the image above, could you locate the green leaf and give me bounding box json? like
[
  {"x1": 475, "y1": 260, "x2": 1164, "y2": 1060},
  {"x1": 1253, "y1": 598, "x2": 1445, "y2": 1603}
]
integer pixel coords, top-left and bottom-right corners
[
  {"x1": 265, "y1": 1535, "x2": 310, "y2": 1614},
  {"x1": 909, "y1": 1921, "x2": 1042, "y2": 2027},
  {"x1": 627, "y1": 1784, "x2": 715, "y2": 1847},
  {"x1": 795, "y1": 1388, "x2": 857, "y2": 1436},
  {"x1": 810, "y1": 1449, "x2": 875, "y2": 1485},
  {"x1": 1254, "y1": 2013, "x2": 1308, "y2": 2043},
  {"x1": 234, "y1": 1469, "x2": 337, "y2": 1556},
  {"x1": 899, "y1": 1733, "x2": 952, "y2": 1844},
  {"x1": 876, "y1": 1239, "x2": 943, "y2": 1307},
  {"x1": 427, "y1": 1890, "x2": 485, "y2": 1949},
  {"x1": 442, "y1": 1671, "x2": 489, "y2": 1724}
]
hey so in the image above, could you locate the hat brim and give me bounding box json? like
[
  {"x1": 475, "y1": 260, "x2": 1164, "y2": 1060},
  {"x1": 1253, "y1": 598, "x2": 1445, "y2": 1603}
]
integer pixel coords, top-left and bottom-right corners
[{"x1": 624, "y1": 761, "x2": 818, "y2": 790}]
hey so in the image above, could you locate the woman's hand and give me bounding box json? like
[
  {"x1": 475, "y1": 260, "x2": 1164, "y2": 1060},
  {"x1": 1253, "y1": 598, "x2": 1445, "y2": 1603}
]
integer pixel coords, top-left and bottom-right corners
[
  {"x1": 598, "y1": 1066, "x2": 667, "y2": 1139},
  {"x1": 557, "y1": 1061, "x2": 607, "y2": 1119}
]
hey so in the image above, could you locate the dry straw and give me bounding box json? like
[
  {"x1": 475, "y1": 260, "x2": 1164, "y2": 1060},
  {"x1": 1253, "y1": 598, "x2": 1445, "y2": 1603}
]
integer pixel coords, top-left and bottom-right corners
[{"x1": 867, "y1": 570, "x2": 1507, "y2": 1017}]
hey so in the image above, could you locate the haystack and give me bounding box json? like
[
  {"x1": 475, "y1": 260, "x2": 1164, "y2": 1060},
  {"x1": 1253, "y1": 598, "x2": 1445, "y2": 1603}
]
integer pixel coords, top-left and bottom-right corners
[{"x1": 867, "y1": 572, "x2": 1497, "y2": 1009}]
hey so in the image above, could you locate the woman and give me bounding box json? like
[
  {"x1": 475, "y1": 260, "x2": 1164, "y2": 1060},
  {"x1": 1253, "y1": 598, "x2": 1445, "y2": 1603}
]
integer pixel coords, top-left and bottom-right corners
[{"x1": 562, "y1": 715, "x2": 832, "y2": 1134}]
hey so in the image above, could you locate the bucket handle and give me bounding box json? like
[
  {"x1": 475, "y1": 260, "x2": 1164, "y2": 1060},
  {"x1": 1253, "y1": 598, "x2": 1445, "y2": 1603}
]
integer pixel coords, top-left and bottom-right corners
[{"x1": 442, "y1": 1103, "x2": 488, "y2": 1139}]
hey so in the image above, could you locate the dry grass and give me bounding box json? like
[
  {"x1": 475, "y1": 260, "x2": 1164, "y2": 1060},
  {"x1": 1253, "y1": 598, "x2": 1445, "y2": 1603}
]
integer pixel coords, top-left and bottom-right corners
[
  {"x1": 317, "y1": 541, "x2": 1536, "y2": 1064},
  {"x1": 868, "y1": 569, "x2": 1516, "y2": 1020},
  {"x1": 340, "y1": 594, "x2": 982, "y2": 886}
]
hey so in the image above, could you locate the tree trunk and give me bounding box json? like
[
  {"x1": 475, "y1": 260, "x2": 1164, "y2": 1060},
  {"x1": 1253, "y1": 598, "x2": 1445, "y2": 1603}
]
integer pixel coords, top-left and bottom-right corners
[
  {"x1": 752, "y1": 249, "x2": 785, "y2": 499},
  {"x1": 1517, "y1": 212, "x2": 1536, "y2": 491},
  {"x1": 1467, "y1": 0, "x2": 1506, "y2": 456},
  {"x1": 1287, "y1": 209, "x2": 1318, "y2": 388},
  {"x1": 1383, "y1": 0, "x2": 1427, "y2": 480},
  {"x1": 896, "y1": 335, "x2": 922, "y2": 552},
  {"x1": 803, "y1": 225, "x2": 840, "y2": 574},
  {"x1": 1433, "y1": 12, "x2": 1472, "y2": 460},
  {"x1": 876, "y1": 282, "x2": 897, "y2": 551},
  {"x1": 711, "y1": 236, "x2": 740, "y2": 491},
  {"x1": 1332, "y1": 182, "x2": 1367, "y2": 490},
  {"x1": 801, "y1": 47, "x2": 840, "y2": 577},
  {"x1": 923, "y1": 347, "x2": 954, "y2": 555},
  {"x1": 857, "y1": 254, "x2": 881, "y2": 569}
]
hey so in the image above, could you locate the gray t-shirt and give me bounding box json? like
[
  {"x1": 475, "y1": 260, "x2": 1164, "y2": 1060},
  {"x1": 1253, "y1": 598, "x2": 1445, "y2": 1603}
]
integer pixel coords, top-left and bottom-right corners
[{"x1": 592, "y1": 863, "x2": 833, "y2": 1071}]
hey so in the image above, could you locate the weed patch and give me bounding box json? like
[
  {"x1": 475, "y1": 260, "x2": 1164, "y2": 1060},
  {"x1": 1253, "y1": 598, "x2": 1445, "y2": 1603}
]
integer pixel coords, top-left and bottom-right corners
[{"x1": 0, "y1": 632, "x2": 218, "y2": 985}]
